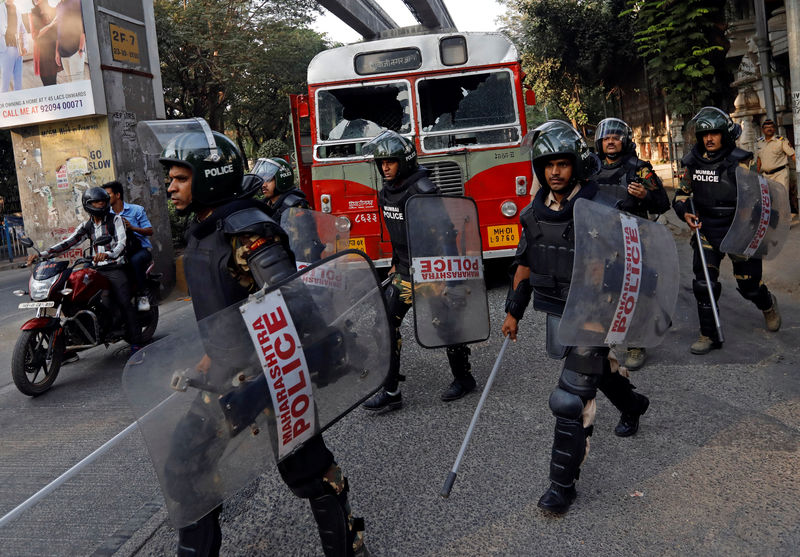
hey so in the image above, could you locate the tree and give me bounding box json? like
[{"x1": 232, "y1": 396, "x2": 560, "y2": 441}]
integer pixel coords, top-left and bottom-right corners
[
  {"x1": 501, "y1": 0, "x2": 638, "y2": 128},
  {"x1": 154, "y1": 0, "x2": 326, "y2": 161},
  {"x1": 624, "y1": 0, "x2": 732, "y2": 115}
]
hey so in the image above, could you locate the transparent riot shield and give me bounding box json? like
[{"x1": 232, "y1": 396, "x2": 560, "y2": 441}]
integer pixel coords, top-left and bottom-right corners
[
  {"x1": 280, "y1": 207, "x2": 350, "y2": 271},
  {"x1": 557, "y1": 199, "x2": 678, "y2": 348},
  {"x1": 406, "y1": 195, "x2": 490, "y2": 348},
  {"x1": 719, "y1": 167, "x2": 790, "y2": 260},
  {"x1": 122, "y1": 250, "x2": 390, "y2": 528}
]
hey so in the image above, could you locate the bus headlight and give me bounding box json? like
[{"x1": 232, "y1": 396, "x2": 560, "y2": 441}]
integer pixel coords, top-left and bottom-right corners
[
  {"x1": 501, "y1": 200, "x2": 518, "y2": 218},
  {"x1": 335, "y1": 216, "x2": 351, "y2": 233}
]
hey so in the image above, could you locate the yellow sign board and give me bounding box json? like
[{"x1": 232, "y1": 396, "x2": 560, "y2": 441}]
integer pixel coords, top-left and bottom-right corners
[{"x1": 109, "y1": 23, "x2": 141, "y2": 65}]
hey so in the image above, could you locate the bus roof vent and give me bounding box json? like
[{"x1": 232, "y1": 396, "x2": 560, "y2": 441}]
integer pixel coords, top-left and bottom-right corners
[{"x1": 426, "y1": 160, "x2": 463, "y2": 195}]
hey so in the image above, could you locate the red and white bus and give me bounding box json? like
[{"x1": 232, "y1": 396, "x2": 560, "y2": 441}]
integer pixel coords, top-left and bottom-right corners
[{"x1": 288, "y1": 32, "x2": 534, "y2": 266}]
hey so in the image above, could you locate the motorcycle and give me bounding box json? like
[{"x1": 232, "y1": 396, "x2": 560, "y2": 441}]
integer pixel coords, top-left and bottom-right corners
[{"x1": 11, "y1": 236, "x2": 160, "y2": 396}]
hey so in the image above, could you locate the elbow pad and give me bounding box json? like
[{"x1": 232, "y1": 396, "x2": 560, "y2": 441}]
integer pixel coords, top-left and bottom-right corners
[
  {"x1": 505, "y1": 279, "x2": 532, "y2": 321},
  {"x1": 246, "y1": 240, "x2": 296, "y2": 289}
]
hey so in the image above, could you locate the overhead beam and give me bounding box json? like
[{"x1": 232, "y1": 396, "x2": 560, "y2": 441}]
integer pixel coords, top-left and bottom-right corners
[
  {"x1": 401, "y1": 0, "x2": 456, "y2": 31},
  {"x1": 318, "y1": 0, "x2": 400, "y2": 39}
]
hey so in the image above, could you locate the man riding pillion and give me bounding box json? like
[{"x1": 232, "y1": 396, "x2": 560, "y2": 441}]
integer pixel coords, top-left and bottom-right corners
[
  {"x1": 672, "y1": 107, "x2": 781, "y2": 355},
  {"x1": 27, "y1": 187, "x2": 141, "y2": 353},
  {"x1": 502, "y1": 120, "x2": 650, "y2": 514},
  {"x1": 361, "y1": 130, "x2": 477, "y2": 411},
  {"x1": 593, "y1": 117, "x2": 670, "y2": 371},
  {"x1": 151, "y1": 119, "x2": 366, "y2": 557}
]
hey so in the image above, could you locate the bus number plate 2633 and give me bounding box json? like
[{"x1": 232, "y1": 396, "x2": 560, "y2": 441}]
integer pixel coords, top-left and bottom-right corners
[{"x1": 488, "y1": 224, "x2": 519, "y2": 247}]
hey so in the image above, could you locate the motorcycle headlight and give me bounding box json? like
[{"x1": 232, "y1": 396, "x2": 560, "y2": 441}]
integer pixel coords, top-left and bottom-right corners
[{"x1": 29, "y1": 276, "x2": 58, "y2": 301}]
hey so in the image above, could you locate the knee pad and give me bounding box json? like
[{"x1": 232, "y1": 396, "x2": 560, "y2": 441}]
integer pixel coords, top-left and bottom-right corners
[
  {"x1": 736, "y1": 281, "x2": 770, "y2": 307},
  {"x1": 177, "y1": 506, "x2": 222, "y2": 557},
  {"x1": 693, "y1": 279, "x2": 721, "y2": 303},
  {"x1": 549, "y1": 388, "x2": 584, "y2": 419}
]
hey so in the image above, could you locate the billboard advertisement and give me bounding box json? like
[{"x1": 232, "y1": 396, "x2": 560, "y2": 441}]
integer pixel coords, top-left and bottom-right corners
[{"x1": 0, "y1": 0, "x2": 96, "y2": 129}]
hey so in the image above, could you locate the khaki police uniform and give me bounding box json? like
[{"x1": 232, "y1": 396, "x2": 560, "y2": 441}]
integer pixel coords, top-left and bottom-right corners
[{"x1": 756, "y1": 134, "x2": 794, "y2": 189}]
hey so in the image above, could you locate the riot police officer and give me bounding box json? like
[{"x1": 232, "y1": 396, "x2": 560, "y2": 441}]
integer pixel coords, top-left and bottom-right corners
[
  {"x1": 594, "y1": 117, "x2": 670, "y2": 370},
  {"x1": 256, "y1": 157, "x2": 311, "y2": 220},
  {"x1": 157, "y1": 121, "x2": 366, "y2": 557},
  {"x1": 502, "y1": 120, "x2": 650, "y2": 514},
  {"x1": 361, "y1": 130, "x2": 477, "y2": 411},
  {"x1": 673, "y1": 107, "x2": 781, "y2": 355}
]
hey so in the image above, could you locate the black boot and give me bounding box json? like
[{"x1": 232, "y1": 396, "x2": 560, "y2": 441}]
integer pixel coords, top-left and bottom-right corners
[
  {"x1": 362, "y1": 389, "x2": 402, "y2": 412},
  {"x1": 442, "y1": 344, "x2": 476, "y2": 401},
  {"x1": 177, "y1": 506, "x2": 222, "y2": 557},
  {"x1": 537, "y1": 482, "x2": 577, "y2": 514},
  {"x1": 614, "y1": 393, "x2": 650, "y2": 437},
  {"x1": 440, "y1": 373, "x2": 476, "y2": 401}
]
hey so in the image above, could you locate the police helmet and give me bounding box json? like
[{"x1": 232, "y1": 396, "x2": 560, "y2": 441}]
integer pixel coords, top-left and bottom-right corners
[
  {"x1": 595, "y1": 117, "x2": 634, "y2": 156},
  {"x1": 82, "y1": 187, "x2": 111, "y2": 218},
  {"x1": 159, "y1": 129, "x2": 244, "y2": 206},
  {"x1": 362, "y1": 130, "x2": 418, "y2": 182},
  {"x1": 253, "y1": 157, "x2": 294, "y2": 194},
  {"x1": 523, "y1": 120, "x2": 599, "y2": 187},
  {"x1": 689, "y1": 106, "x2": 742, "y2": 148}
]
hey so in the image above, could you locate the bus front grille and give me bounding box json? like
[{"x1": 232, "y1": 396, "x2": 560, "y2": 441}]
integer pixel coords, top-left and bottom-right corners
[{"x1": 426, "y1": 161, "x2": 464, "y2": 195}]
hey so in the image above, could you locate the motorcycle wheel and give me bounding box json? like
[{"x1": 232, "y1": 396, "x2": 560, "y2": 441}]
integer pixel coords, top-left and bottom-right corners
[
  {"x1": 11, "y1": 329, "x2": 65, "y2": 396},
  {"x1": 137, "y1": 297, "x2": 159, "y2": 344}
]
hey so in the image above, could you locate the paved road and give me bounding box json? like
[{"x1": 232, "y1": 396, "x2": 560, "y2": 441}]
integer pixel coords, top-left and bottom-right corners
[{"x1": 1, "y1": 218, "x2": 799, "y2": 556}]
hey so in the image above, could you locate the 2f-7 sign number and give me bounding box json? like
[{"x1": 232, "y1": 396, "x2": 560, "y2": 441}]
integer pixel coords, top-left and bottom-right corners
[{"x1": 109, "y1": 23, "x2": 141, "y2": 65}]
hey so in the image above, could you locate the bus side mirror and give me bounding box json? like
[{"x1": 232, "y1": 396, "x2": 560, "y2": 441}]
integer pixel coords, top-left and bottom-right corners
[{"x1": 525, "y1": 89, "x2": 536, "y2": 106}]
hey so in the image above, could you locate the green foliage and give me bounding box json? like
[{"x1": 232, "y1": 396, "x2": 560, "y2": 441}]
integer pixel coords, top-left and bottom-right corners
[
  {"x1": 154, "y1": 0, "x2": 327, "y2": 159},
  {"x1": 167, "y1": 201, "x2": 189, "y2": 250},
  {"x1": 257, "y1": 138, "x2": 290, "y2": 158},
  {"x1": 624, "y1": 0, "x2": 730, "y2": 114},
  {"x1": 502, "y1": 0, "x2": 637, "y2": 126}
]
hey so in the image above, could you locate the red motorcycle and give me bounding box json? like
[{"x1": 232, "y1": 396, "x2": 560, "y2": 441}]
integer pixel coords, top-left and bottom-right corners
[{"x1": 12, "y1": 236, "x2": 160, "y2": 396}]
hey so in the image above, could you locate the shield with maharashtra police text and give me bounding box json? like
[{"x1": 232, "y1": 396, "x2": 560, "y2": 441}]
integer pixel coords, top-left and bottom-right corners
[
  {"x1": 406, "y1": 195, "x2": 490, "y2": 348},
  {"x1": 280, "y1": 207, "x2": 350, "y2": 271},
  {"x1": 122, "y1": 251, "x2": 390, "y2": 528},
  {"x1": 557, "y1": 199, "x2": 678, "y2": 349},
  {"x1": 719, "y1": 166, "x2": 790, "y2": 260}
]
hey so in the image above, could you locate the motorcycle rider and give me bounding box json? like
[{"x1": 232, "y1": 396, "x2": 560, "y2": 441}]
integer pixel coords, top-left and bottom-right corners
[
  {"x1": 672, "y1": 107, "x2": 781, "y2": 355},
  {"x1": 360, "y1": 130, "x2": 477, "y2": 411},
  {"x1": 26, "y1": 187, "x2": 140, "y2": 353},
  {"x1": 502, "y1": 120, "x2": 650, "y2": 514},
  {"x1": 159, "y1": 125, "x2": 366, "y2": 557},
  {"x1": 593, "y1": 117, "x2": 670, "y2": 370},
  {"x1": 103, "y1": 180, "x2": 154, "y2": 312}
]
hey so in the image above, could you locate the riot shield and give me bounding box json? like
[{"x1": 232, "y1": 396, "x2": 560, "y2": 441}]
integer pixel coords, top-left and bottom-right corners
[
  {"x1": 280, "y1": 207, "x2": 350, "y2": 271},
  {"x1": 406, "y1": 195, "x2": 490, "y2": 348},
  {"x1": 123, "y1": 250, "x2": 390, "y2": 528},
  {"x1": 557, "y1": 199, "x2": 678, "y2": 348},
  {"x1": 719, "y1": 167, "x2": 790, "y2": 260}
]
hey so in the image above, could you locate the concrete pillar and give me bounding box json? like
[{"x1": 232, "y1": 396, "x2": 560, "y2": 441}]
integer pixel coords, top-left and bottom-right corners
[{"x1": 786, "y1": 0, "x2": 800, "y2": 173}]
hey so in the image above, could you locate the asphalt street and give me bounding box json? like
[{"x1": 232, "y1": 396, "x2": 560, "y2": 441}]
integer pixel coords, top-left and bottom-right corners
[{"x1": 1, "y1": 213, "x2": 799, "y2": 556}]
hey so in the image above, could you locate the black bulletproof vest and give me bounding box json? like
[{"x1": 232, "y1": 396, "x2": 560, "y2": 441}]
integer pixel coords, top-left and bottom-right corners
[
  {"x1": 379, "y1": 168, "x2": 438, "y2": 276},
  {"x1": 271, "y1": 189, "x2": 309, "y2": 223},
  {"x1": 683, "y1": 147, "x2": 750, "y2": 218},
  {"x1": 520, "y1": 208, "x2": 574, "y2": 316},
  {"x1": 183, "y1": 202, "x2": 277, "y2": 322},
  {"x1": 594, "y1": 156, "x2": 638, "y2": 203}
]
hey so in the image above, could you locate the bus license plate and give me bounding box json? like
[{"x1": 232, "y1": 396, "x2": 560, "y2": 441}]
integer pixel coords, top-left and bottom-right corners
[
  {"x1": 488, "y1": 224, "x2": 519, "y2": 247},
  {"x1": 19, "y1": 301, "x2": 55, "y2": 309},
  {"x1": 348, "y1": 237, "x2": 367, "y2": 251}
]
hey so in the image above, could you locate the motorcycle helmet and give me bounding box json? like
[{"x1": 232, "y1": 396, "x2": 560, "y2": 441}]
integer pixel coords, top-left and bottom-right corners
[
  {"x1": 595, "y1": 117, "x2": 634, "y2": 157},
  {"x1": 522, "y1": 120, "x2": 599, "y2": 187},
  {"x1": 82, "y1": 187, "x2": 111, "y2": 217},
  {"x1": 688, "y1": 106, "x2": 742, "y2": 149},
  {"x1": 362, "y1": 130, "x2": 418, "y2": 182},
  {"x1": 253, "y1": 158, "x2": 294, "y2": 193}
]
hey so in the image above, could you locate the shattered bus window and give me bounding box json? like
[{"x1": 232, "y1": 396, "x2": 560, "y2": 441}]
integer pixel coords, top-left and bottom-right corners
[
  {"x1": 418, "y1": 70, "x2": 518, "y2": 151},
  {"x1": 316, "y1": 82, "x2": 412, "y2": 159}
]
